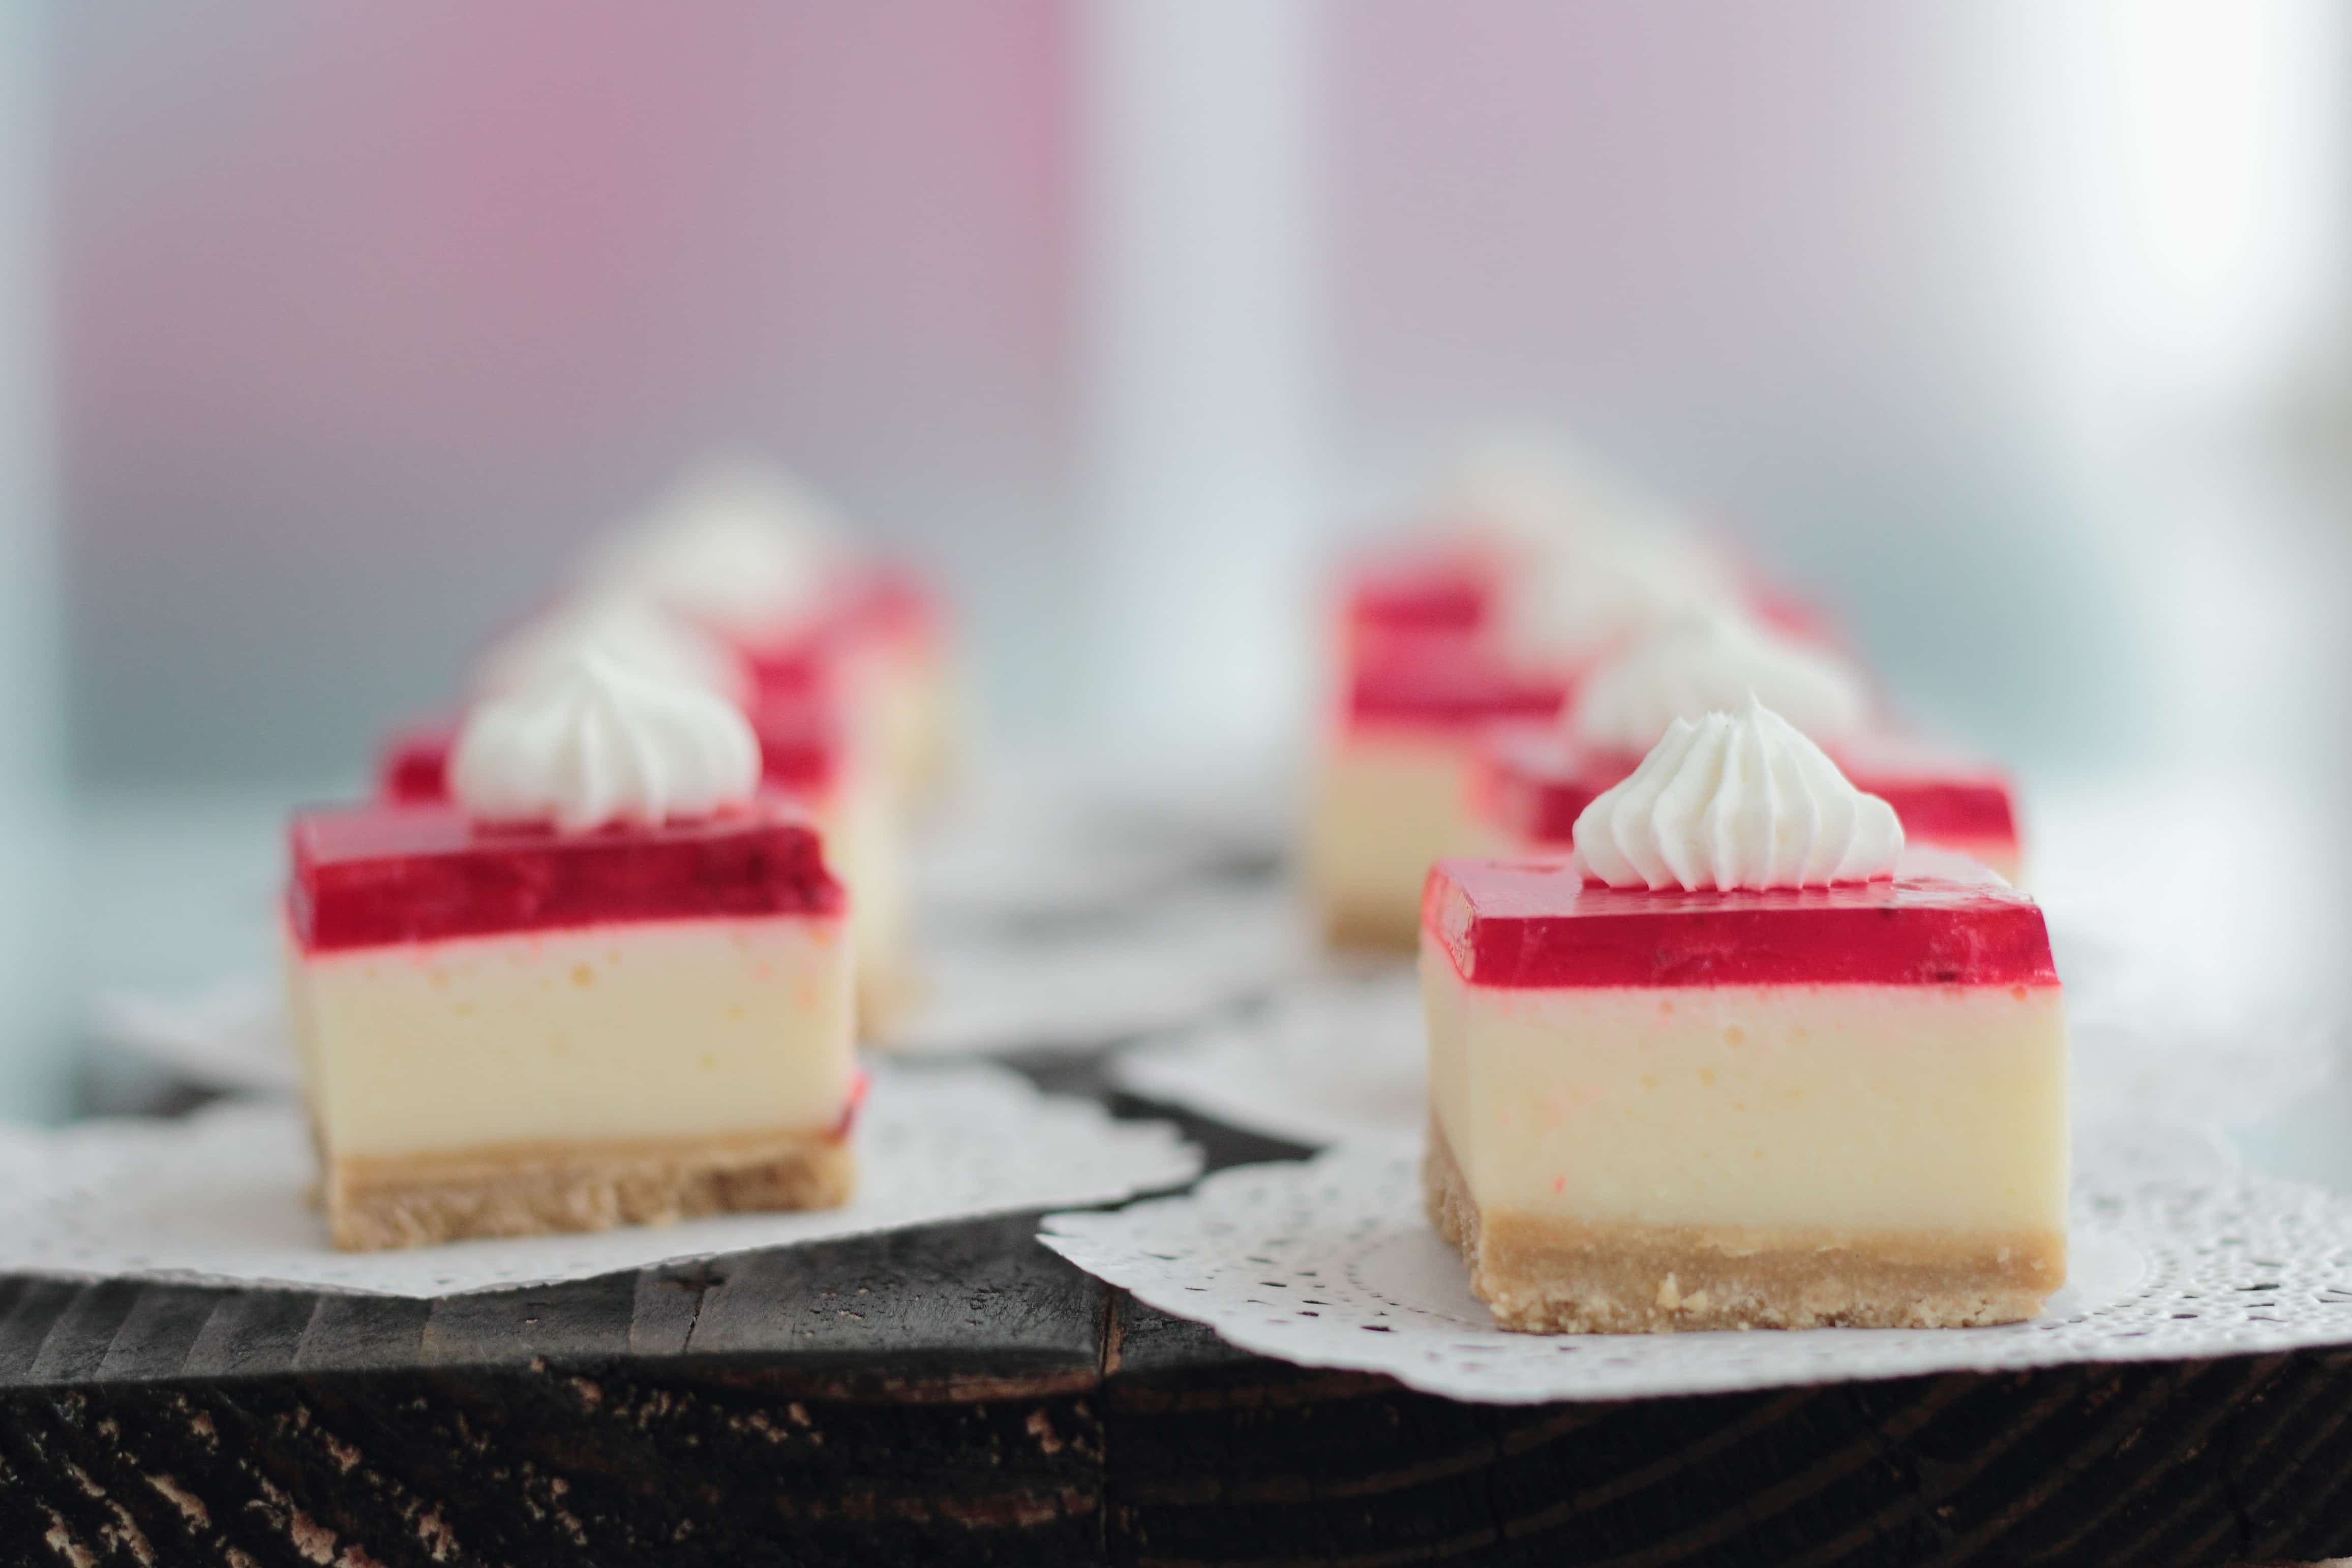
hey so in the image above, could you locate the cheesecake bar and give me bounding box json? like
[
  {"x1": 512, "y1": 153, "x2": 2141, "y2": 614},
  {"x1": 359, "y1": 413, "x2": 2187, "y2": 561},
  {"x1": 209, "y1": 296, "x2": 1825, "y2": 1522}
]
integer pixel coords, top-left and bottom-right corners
[
  {"x1": 1423, "y1": 702, "x2": 2067, "y2": 1332},
  {"x1": 287, "y1": 798, "x2": 858, "y2": 1250},
  {"x1": 1304, "y1": 634, "x2": 1564, "y2": 949},
  {"x1": 291, "y1": 656, "x2": 859, "y2": 1250}
]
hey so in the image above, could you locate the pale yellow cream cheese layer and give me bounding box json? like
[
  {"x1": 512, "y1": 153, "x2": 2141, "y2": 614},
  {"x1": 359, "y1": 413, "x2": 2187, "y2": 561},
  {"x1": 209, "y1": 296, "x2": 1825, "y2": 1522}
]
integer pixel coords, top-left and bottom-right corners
[
  {"x1": 1422, "y1": 944, "x2": 2069, "y2": 1237},
  {"x1": 293, "y1": 916, "x2": 854, "y2": 1160},
  {"x1": 1305, "y1": 729, "x2": 1477, "y2": 945}
]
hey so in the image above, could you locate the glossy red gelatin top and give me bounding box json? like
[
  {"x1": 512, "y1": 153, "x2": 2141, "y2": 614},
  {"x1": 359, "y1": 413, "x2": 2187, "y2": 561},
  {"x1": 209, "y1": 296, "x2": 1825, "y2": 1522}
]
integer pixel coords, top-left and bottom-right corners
[
  {"x1": 1341, "y1": 544, "x2": 1494, "y2": 638},
  {"x1": 1423, "y1": 849, "x2": 2058, "y2": 990},
  {"x1": 377, "y1": 691, "x2": 845, "y2": 806},
  {"x1": 380, "y1": 720, "x2": 457, "y2": 806},
  {"x1": 1347, "y1": 632, "x2": 1566, "y2": 732},
  {"x1": 740, "y1": 616, "x2": 850, "y2": 701},
  {"x1": 1476, "y1": 726, "x2": 2018, "y2": 849},
  {"x1": 1830, "y1": 733, "x2": 2021, "y2": 845},
  {"x1": 290, "y1": 796, "x2": 844, "y2": 954}
]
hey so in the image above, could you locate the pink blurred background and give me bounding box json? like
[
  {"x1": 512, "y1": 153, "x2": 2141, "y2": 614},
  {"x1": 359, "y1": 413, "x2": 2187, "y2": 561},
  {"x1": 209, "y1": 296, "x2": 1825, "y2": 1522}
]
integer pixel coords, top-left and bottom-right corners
[
  {"x1": 4, "y1": 0, "x2": 2350, "y2": 1113},
  {"x1": 55, "y1": 4, "x2": 1075, "y2": 779},
  {"x1": 41, "y1": 0, "x2": 2351, "y2": 787}
]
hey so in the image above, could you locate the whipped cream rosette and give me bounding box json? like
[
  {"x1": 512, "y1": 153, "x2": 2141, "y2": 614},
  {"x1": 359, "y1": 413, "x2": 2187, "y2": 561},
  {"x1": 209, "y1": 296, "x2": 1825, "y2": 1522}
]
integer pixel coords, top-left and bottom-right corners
[
  {"x1": 470, "y1": 594, "x2": 753, "y2": 707},
  {"x1": 1571, "y1": 692, "x2": 1904, "y2": 891},
  {"x1": 1494, "y1": 509, "x2": 1743, "y2": 673},
  {"x1": 449, "y1": 651, "x2": 763, "y2": 833},
  {"x1": 585, "y1": 458, "x2": 851, "y2": 641},
  {"x1": 1570, "y1": 614, "x2": 1872, "y2": 757}
]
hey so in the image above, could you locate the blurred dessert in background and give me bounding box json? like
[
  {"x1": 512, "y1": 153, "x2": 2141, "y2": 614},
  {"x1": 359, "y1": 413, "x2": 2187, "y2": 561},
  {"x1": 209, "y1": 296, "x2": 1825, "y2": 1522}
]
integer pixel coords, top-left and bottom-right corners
[
  {"x1": 287, "y1": 656, "x2": 860, "y2": 1251},
  {"x1": 1306, "y1": 439, "x2": 1786, "y2": 947},
  {"x1": 1304, "y1": 632, "x2": 1563, "y2": 948},
  {"x1": 367, "y1": 456, "x2": 945, "y2": 1035},
  {"x1": 469, "y1": 592, "x2": 757, "y2": 710},
  {"x1": 1474, "y1": 615, "x2": 2024, "y2": 881},
  {"x1": 587, "y1": 458, "x2": 959, "y2": 812}
]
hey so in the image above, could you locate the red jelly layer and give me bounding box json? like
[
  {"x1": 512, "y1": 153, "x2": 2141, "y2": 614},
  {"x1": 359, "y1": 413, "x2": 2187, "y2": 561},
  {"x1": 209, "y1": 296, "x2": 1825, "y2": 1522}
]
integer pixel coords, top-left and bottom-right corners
[
  {"x1": 1833, "y1": 734, "x2": 2020, "y2": 843},
  {"x1": 744, "y1": 619, "x2": 850, "y2": 700},
  {"x1": 1342, "y1": 545, "x2": 1494, "y2": 638},
  {"x1": 736, "y1": 566, "x2": 947, "y2": 696},
  {"x1": 291, "y1": 796, "x2": 843, "y2": 954},
  {"x1": 1347, "y1": 633, "x2": 1565, "y2": 731},
  {"x1": 1424, "y1": 850, "x2": 2057, "y2": 989},
  {"x1": 380, "y1": 721, "x2": 455, "y2": 805},
  {"x1": 1477, "y1": 728, "x2": 2018, "y2": 849},
  {"x1": 378, "y1": 693, "x2": 844, "y2": 806}
]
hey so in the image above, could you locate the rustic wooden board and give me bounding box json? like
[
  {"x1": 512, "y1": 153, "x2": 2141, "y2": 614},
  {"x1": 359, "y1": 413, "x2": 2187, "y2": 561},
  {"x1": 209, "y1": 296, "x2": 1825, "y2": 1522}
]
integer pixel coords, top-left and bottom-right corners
[
  {"x1": 5, "y1": 1078, "x2": 2352, "y2": 1565},
  {"x1": 1102, "y1": 1296, "x2": 2352, "y2": 1566}
]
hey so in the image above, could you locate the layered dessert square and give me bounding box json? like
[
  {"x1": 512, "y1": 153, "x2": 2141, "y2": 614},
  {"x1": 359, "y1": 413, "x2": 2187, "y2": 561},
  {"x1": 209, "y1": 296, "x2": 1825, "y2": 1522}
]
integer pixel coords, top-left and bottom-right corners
[
  {"x1": 291, "y1": 655, "x2": 860, "y2": 1250},
  {"x1": 1304, "y1": 635, "x2": 1565, "y2": 948},
  {"x1": 1423, "y1": 699, "x2": 2067, "y2": 1332},
  {"x1": 287, "y1": 799, "x2": 858, "y2": 1250}
]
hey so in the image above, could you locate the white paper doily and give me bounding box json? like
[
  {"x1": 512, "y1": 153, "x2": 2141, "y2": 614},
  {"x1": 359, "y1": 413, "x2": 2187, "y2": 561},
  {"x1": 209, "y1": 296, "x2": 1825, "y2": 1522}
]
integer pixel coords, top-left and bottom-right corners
[
  {"x1": 913, "y1": 751, "x2": 1287, "y2": 925},
  {"x1": 0, "y1": 1061, "x2": 1200, "y2": 1296},
  {"x1": 882, "y1": 880, "x2": 1313, "y2": 1056},
  {"x1": 1042, "y1": 1120, "x2": 2352, "y2": 1404},
  {"x1": 91, "y1": 976, "x2": 294, "y2": 1095},
  {"x1": 1114, "y1": 969, "x2": 1425, "y2": 1147}
]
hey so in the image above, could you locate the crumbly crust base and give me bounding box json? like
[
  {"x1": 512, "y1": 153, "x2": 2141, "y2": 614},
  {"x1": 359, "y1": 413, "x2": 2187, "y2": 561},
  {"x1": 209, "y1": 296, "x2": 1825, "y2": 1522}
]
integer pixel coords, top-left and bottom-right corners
[
  {"x1": 325, "y1": 1128, "x2": 856, "y2": 1252},
  {"x1": 1425, "y1": 1118, "x2": 2062, "y2": 1333}
]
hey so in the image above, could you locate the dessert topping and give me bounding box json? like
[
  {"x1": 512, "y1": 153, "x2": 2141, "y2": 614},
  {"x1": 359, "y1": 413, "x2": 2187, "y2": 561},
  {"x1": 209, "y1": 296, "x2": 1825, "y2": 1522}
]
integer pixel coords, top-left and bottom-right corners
[
  {"x1": 450, "y1": 653, "x2": 761, "y2": 832},
  {"x1": 1570, "y1": 614, "x2": 1870, "y2": 754},
  {"x1": 1448, "y1": 437, "x2": 1655, "y2": 554},
  {"x1": 1573, "y1": 693, "x2": 1903, "y2": 891},
  {"x1": 585, "y1": 458, "x2": 846, "y2": 637},
  {"x1": 1493, "y1": 511, "x2": 1740, "y2": 670},
  {"x1": 471, "y1": 595, "x2": 751, "y2": 705}
]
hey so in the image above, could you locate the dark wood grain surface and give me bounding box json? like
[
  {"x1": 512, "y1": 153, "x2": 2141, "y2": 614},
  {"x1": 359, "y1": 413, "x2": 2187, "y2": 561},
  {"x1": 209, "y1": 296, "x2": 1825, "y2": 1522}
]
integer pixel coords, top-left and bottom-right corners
[{"x1": 7, "y1": 1061, "x2": 2352, "y2": 1565}]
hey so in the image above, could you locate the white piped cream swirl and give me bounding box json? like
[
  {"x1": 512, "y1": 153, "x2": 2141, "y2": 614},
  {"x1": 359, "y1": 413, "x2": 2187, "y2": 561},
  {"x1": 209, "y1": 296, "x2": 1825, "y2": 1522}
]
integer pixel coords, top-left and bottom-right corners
[
  {"x1": 450, "y1": 653, "x2": 762, "y2": 833},
  {"x1": 471, "y1": 595, "x2": 751, "y2": 705},
  {"x1": 1573, "y1": 695, "x2": 1903, "y2": 891},
  {"x1": 1497, "y1": 518, "x2": 1741, "y2": 670},
  {"x1": 1571, "y1": 615, "x2": 1871, "y2": 754},
  {"x1": 1448, "y1": 436, "x2": 1648, "y2": 552},
  {"x1": 585, "y1": 459, "x2": 847, "y2": 638}
]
